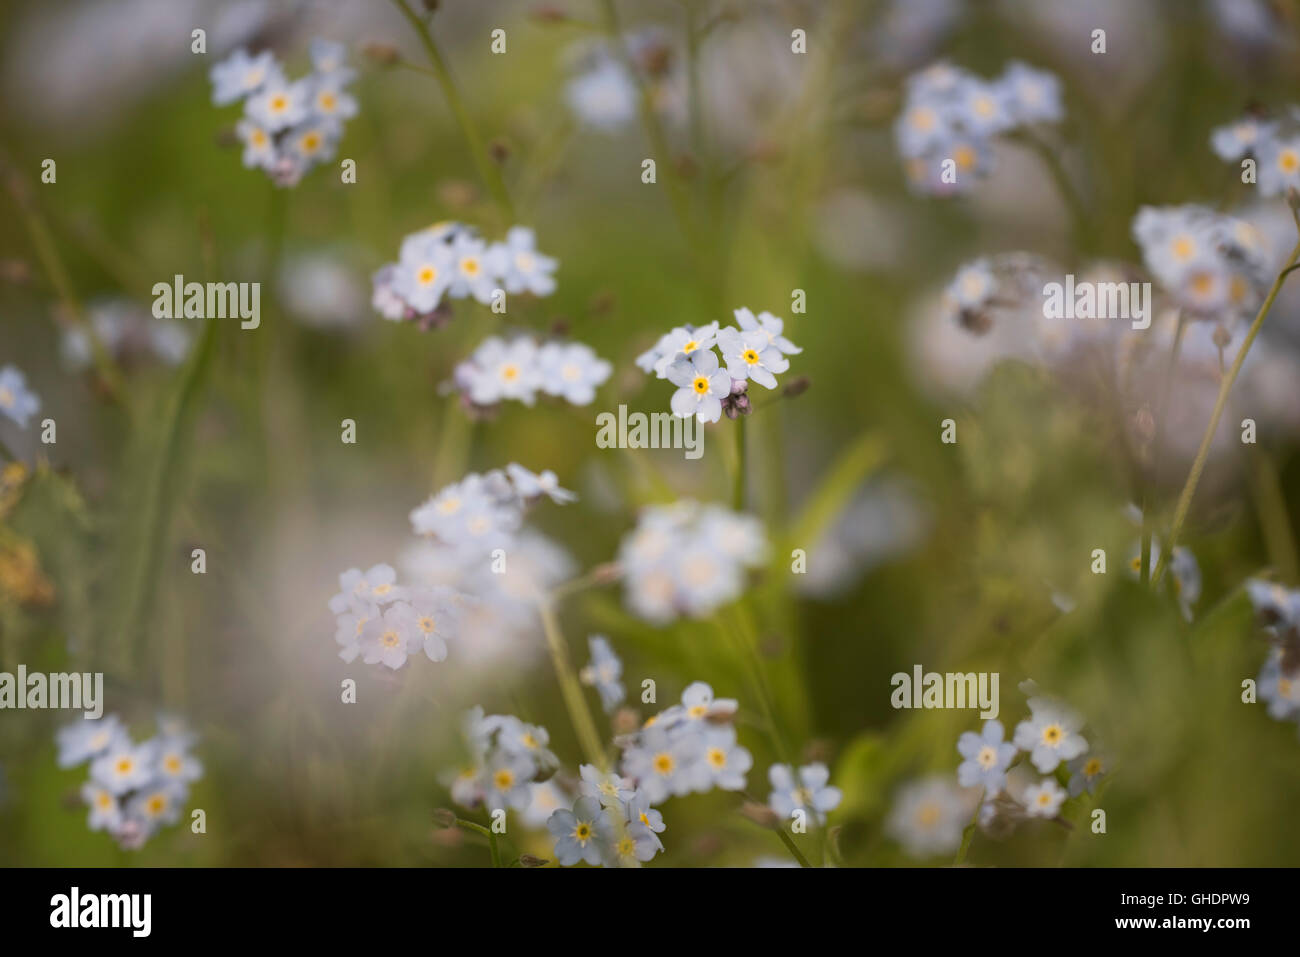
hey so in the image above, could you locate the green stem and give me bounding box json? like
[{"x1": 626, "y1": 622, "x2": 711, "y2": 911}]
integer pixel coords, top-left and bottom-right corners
[
  {"x1": 953, "y1": 799, "x2": 982, "y2": 866},
  {"x1": 773, "y1": 824, "x2": 813, "y2": 868},
  {"x1": 732, "y1": 416, "x2": 747, "y2": 510},
  {"x1": 538, "y1": 597, "x2": 608, "y2": 770},
  {"x1": 389, "y1": 0, "x2": 515, "y2": 219},
  {"x1": 453, "y1": 818, "x2": 501, "y2": 867},
  {"x1": 1248, "y1": 446, "x2": 1300, "y2": 584},
  {"x1": 1154, "y1": 235, "x2": 1300, "y2": 583}
]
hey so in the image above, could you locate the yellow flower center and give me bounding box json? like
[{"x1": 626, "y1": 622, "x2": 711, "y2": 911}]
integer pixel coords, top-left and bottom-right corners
[
  {"x1": 115, "y1": 758, "x2": 134, "y2": 775},
  {"x1": 417, "y1": 616, "x2": 436, "y2": 634},
  {"x1": 911, "y1": 107, "x2": 935, "y2": 131},
  {"x1": 251, "y1": 129, "x2": 267, "y2": 146},
  {"x1": 707, "y1": 747, "x2": 726, "y2": 768},
  {"x1": 380, "y1": 629, "x2": 402, "y2": 648},
  {"x1": 501, "y1": 364, "x2": 520, "y2": 382},
  {"x1": 916, "y1": 802, "x2": 940, "y2": 828},
  {"x1": 742, "y1": 349, "x2": 760, "y2": 365},
  {"x1": 1084, "y1": 758, "x2": 1103, "y2": 776},
  {"x1": 692, "y1": 375, "x2": 710, "y2": 395},
  {"x1": 461, "y1": 257, "x2": 480, "y2": 277},
  {"x1": 954, "y1": 145, "x2": 976, "y2": 171},
  {"x1": 270, "y1": 94, "x2": 287, "y2": 113},
  {"x1": 1171, "y1": 236, "x2": 1195, "y2": 260},
  {"x1": 1042, "y1": 724, "x2": 1062, "y2": 745},
  {"x1": 417, "y1": 265, "x2": 438, "y2": 285},
  {"x1": 682, "y1": 340, "x2": 699, "y2": 353},
  {"x1": 319, "y1": 92, "x2": 336, "y2": 111},
  {"x1": 300, "y1": 132, "x2": 321, "y2": 153},
  {"x1": 977, "y1": 745, "x2": 997, "y2": 769},
  {"x1": 147, "y1": 794, "x2": 167, "y2": 816},
  {"x1": 0, "y1": 388, "x2": 13, "y2": 408},
  {"x1": 1280, "y1": 149, "x2": 1299, "y2": 173},
  {"x1": 493, "y1": 769, "x2": 514, "y2": 790},
  {"x1": 653, "y1": 753, "x2": 674, "y2": 775},
  {"x1": 688, "y1": 704, "x2": 708, "y2": 719},
  {"x1": 436, "y1": 496, "x2": 460, "y2": 515},
  {"x1": 165, "y1": 755, "x2": 182, "y2": 774}
]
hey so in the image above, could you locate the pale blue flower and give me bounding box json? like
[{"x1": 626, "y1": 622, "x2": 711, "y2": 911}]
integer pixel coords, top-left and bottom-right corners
[
  {"x1": 767, "y1": 762, "x2": 842, "y2": 827},
  {"x1": 445, "y1": 232, "x2": 497, "y2": 305},
  {"x1": 733, "y1": 307, "x2": 801, "y2": 355},
  {"x1": 1014, "y1": 697, "x2": 1087, "y2": 773},
  {"x1": 956, "y1": 718, "x2": 1016, "y2": 793},
  {"x1": 210, "y1": 48, "x2": 281, "y2": 105},
  {"x1": 57, "y1": 715, "x2": 128, "y2": 769},
  {"x1": 566, "y1": 56, "x2": 637, "y2": 132},
  {"x1": 998, "y1": 61, "x2": 1063, "y2": 125},
  {"x1": 535, "y1": 342, "x2": 611, "y2": 405},
  {"x1": 390, "y1": 586, "x2": 461, "y2": 662},
  {"x1": 547, "y1": 796, "x2": 615, "y2": 865},
  {"x1": 245, "y1": 75, "x2": 311, "y2": 132},
  {"x1": 667, "y1": 349, "x2": 730, "y2": 423},
  {"x1": 621, "y1": 725, "x2": 703, "y2": 804},
  {"x1": 81, "y1": 782, "x2": 123, "y2": 832},
  {"x1": 1210, "y1": 115, "x2": 1277, "y2": 162},
  {"x1": 692, "y1": 725, "x2": 752, "y2": 792},
  {"x1": 309, "y1": 38, "x2": 356, "y2": 83},
  {"x1": 482, "y1": 752, "x2": 536, "y2": 811},
  {"x1": 579, "y1": 764, "x2": 635, "y2": 808},
  {"x1": 717, "y1": 326, "x2": 789, "y2": 390},
  {"x1": 580, "y1": 635, "x2": 625, "y2": 712},
  {"x1": 0, "y1": 365, "x2": 40, "y2": 429},
  {"x1": 886, "y1": 775, "x2": 966, "y2": 856},
  {"x1": 1023, "y1": 777, "x2": 1067, "y2": 817},
  {"x1": 359, "y1": 603, "x2": 419, "y2": 669},
  {"x1": 90, "y1": 740, "x2": 157, "y2": 796},
  {"x1": 492, "y1": 226, "x2": 558, "y2": 296},
  {"x1": 394, "y1": 231, "x2": 455, "y2": 314},
  {"x1": 626, "y1": 789, "x2": 665, "y2": 848},
  {"x1": 610, "y1": 822, "x2": 661, "y2": 866},
  {"x1": 1067, "y1": 753, "x2": 1106, "y2": 797}
]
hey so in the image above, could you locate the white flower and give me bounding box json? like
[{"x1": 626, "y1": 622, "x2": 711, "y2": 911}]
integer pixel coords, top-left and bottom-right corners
[
  {"x1": 579, "y1": 635, "x2": 625, "y2": 712},
  {"x1": 210, "y1": 48, "x2": 281, "y2": 105},
  {"x1": 886, "y1": 776, "x2": 968, "y2": 857},
  {"x1": 81, "y1": 782, "x2": 123, "y2": 832},
  {"x1": 57, "y1": 716, "x2": 129, "y2": 769},
  {"x1": 691, "y1": 725, "x2": 752, "y2": 792},
  {"x1": 956, "y1": 719, "x2": 1017, "y2": 793},
  {"x1": 493, "y1": 227, "x2": 558, "y2": 296},
  {"x1": 446, "y1": 232, "x2": 498, "y2": 305},
  {"x1": 621, "y1": 726, "x2": 703, "y2": 804},
  {"x1": 245, "y1": 75, "x2": 310, "y2": 132},
  {"x1": 391, "y1": 586, "x2": 461, "y2": 662},
  {"x1": 461, "y1": 337, "x2": 542, "y2": 407},
  {"x1": 309, "y1": 38, "x2": 355, "y2": 83},
  {"x1": 536, "y1": 341, "x2": 611, "y2": 405},
  {"x1": 395, "y1": 231, "x2": 454, "y2": 314},
  {"x1": 1013, "y1": 697, "x2": 1088, "y2": 773},
  {"x1": 733, "y1": 307, "x2": 801, "y2": 355},
  {"x1": 90, "y1": 740, "x2": 156, "y2": 796},
  {"x1": 718, "y1": 326, "x2": 789, "y2": 389},
  {"x1": 666, "y1": 349, "x2": 730, "y2": 423},
  {"x1": 329, "y1": 563, "x2": 400, "y2": 612},
  {"x1": 235, "y1": 118, "x2": 276, "y2": 170},
  {"x1": 1023, "y1": 777, "x2": 1067, "y2": 818},
  {"x1": 1210, "y1": 116, "x2": 1277, "y2": 162},
  {"x1": 768, "y1": 762, "x2": 842, "y2": 827},
  {"x1": 548, "y1": 796, "x2": 616, "y2": 866},
  {"x1": 651, "y1": 322, "x2": 719, "y2": 378},
  {"x1": 579, "y1": 764, "x2": 636, "y2": 809},
  {"x1": 998, "y1": 61, "x2": 1063, "y2": 125},
  {"x1": 505, "y1": 463, "x2": 577, "y2": 504},
  {"x1": 360, "y1": 603, "x2": 418, "y2": 669},
  {"x1": 566, "y1": 56, "x2": 637, "y2": 132},
  {"x1": 0, "y1": 365, "x2": 41, "y2": 429}
]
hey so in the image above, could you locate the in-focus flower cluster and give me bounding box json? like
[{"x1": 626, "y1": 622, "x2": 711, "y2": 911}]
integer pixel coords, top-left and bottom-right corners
[
  {"x1": 448, "y1": 708, "x2": 561, "y2": 812},
  {"x1": 888, "y1": 693, "x2": 1105, "y2": 859},
  {"x1": 372, "y1": 223, "x2": 558, "y2": 326},
  {"x1": 451, "y1": 335, "x2": 611, "y2": 411},
  {"x1": 0, "y1": 365, "x2": 41, "y2": 430},
  {"x1": 1246, "y1": 580, "x2": 1300, "y2": 734},
  {"x1": 1132, "y1": 205, "x2": 1269, "y2": 319},
  {"x1": 617, "y1": 500, "x2": 768, "y2": 624},
  {"x1": 210, "y1": 39, "x2": 356, "y2": 187},
  {"x1": 615, "y1": 681, "x2": 752, "y2": 804},
  {"x1": 330, "y1": 465, "x2": 573, "y2": 668},
  {"x1": 57, "y1": 714, "x2": 202, "y2": 850},
  {"x1": 895, "y1": 60, "x2": 1063, "y2": 195},
  {"x1": 636, "y1": 307, "x2": 801, "y2": 424}
]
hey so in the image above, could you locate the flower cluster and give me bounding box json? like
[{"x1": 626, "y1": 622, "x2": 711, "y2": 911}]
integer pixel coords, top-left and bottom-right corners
[
  {"x1": 615, "y1": 681, "x2": 752, "y2": 804},
  {"x1": 767, "y1": 762, "x2": 842, "y2": 828},
  {"x1": 372, "y1": 223, "x2": 557, "y2": 325},
  {"x1": 410, "y1": 463, "x2": 575, "y2": 558},
  {"x1": 563, "y1": 28, "x2": 680, "y2": 134},
  {"x1": 1210, "y1": 108, "x2": 1300, "y2": 196},
  {"x1": 448, "y1": 708, "x2": 561, "y2": 812},
  {"x1": 617, "y1": 500, "x2": 768, "y2": 624},
  {"x1": 1132, "y1": 205, "x2": 1269, "y2": 319},
  {"x1": 1245, "y1": 580, "x2": 1300, "y2": 733},
  {"x1": 57, "y1": 714, "x2": 202, "y2": 850},
  {"x1": 210, "y1": 39, "x2": 356, "y2": 187},
  {"x1": 547, "y1": 768, "x2": 667, "y2": 867},
  {"x1": 965, "y1": 696, "x2": 1104, "y2": 837},
  {"x1": 636, "y1": 308, "x2": 801, "y2": 424},
  {"x1": 330, "y1": 464, "x2": 573, "y2": 667},
  {"x1": 895, "y1": 60, "x2": 1064, "y2": 195},
  {"x1": 580, "y1": 635, "x2": 625, "y2": 713},
  {"x1": 0, "y1": 365, "x2": 40, "y2": 429},
  {"x1": 451, "y1": 336, "x2": 612, "y2": 411},
  {"x1": 62, "y1": 299, "x2": 190, "y2": 371}
]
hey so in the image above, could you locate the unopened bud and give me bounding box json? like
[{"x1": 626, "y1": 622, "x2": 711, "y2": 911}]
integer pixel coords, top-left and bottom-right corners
[
  {"x1": 519, "y1": 854, "x2": 549, "y2": 867},
  {"x1": 739, "y1": 801, "x2": 780, "y2": 828},
  {"x1": 432, "y1": 808, "x2": 458, "y2": 829},
  {"x1": 782, "y1": 376, "x2": 811, "y2": 399},
  {"x1": 489, "y1": 139, "x2": 511, "y2": 164},
  {"x1": 362, "y1": 42, "x2": 401, "y2": 66}
]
